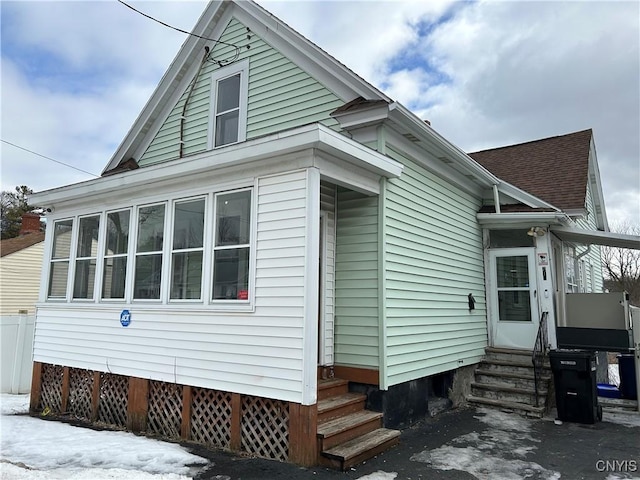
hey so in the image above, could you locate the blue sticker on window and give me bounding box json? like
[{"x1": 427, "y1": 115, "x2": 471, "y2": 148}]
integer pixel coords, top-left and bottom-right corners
[{"x1": 120, "y1": 309, "x2": 131, "y2": 327}]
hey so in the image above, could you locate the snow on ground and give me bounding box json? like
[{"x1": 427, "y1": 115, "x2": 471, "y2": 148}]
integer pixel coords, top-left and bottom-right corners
[
  {"x1": 0, "y1": 394, "x2": 208, "y2": 480},
  {"x1": 354, "y1": 471, "x2": 397, "y2": 480},
  {"x1": 410, "y1": 407, "x2": 560, "y2": 480},
  {"x1": 0, "y1": 394, "x2": 395, "y2": 480}
]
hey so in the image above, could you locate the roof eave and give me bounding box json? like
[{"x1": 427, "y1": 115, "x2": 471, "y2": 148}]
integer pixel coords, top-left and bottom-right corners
[
  {"x1": 31, "y1": 124, "x2": 402, "y2": 207},
  {"x1": 387, "y1": 103, "x2": 500, "y2": 188}
]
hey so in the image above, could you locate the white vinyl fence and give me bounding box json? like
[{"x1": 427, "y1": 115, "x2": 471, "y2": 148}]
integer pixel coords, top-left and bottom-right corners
[{"x1": 1, "y1": 312, "x2": 35, "y2": 393}]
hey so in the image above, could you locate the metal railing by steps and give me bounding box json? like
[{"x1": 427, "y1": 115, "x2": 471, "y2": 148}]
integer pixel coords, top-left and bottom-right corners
[{"x1": 532, "y1": 312, "x2": 549, "y2": 407}]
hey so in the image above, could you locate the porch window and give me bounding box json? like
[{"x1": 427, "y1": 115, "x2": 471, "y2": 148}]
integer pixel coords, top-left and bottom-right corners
[
  {"x1": 170, "y1": 198, "x2": 205, "y2": 300},
  {"x1": 212, "y1": 190, "x2": 251, "y2": 301},
  {"x1": 48, "y1": 219, "x2": 73, "y2": 298},
  {"x1": 102, "y1": 210, "x2": 130, "y2": 299},
  {"x1": 209, "y1": 60, "x2": 248, "y2": 148},
  {"x1": 73, "y1": 215, "x2": 100, "y2": 299},
  {"x1": 564, "y1": 246, "x2": 578, "y2": 293},
  {"x1": 133, "y1": 204, "x2": 165, "y2": 300}
]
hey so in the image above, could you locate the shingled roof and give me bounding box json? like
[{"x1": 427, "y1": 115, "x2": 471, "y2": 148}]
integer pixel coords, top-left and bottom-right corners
[
  {"x1": 469, "y1": 129, "x2": 593, "y2": 212},
  {"x1": 0, "y1": 232, "x2": 45, "y2": 258}
]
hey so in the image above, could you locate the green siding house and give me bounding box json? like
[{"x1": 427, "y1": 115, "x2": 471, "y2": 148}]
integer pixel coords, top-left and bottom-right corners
[{"x1": 29, "y1": 0, "x2": 639, "y2": 468}]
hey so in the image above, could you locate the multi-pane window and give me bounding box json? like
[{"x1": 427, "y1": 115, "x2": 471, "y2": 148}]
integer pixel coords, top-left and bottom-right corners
[
  {"x1": 213, "y1": 190, "x2": 251, "y2": 300},
  {"x1": 73, "y1": 215, "x2": 100, "y2": 299},
  {"x1": 210, "y1": 60, "x2": 248, "y2": 149},
  {"x1": 171, "y1": 199, "x2": 205, "y2": 300},
  {"x1": 214, "y1": 73, "x2": 241, "y2": 147},
  {"x1": 134, "y1": 204, "x2": 165, "y2": 299},
  {"x1": 565, "y1": 246, "x2": 578, "y2": 293},
  {"x1": 103, "y1": 210, "x2": 130, "y2": 299},
  {"x1": 48, "y1": 219, "x2": 74, "y2": 298},
  {"x1": 46, "y1": 188, "x2": 253, "y2": 304}
]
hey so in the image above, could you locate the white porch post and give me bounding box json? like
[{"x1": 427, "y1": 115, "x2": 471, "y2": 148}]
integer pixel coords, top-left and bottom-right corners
[{"x1": 302, "y1": 167, "x2": 320, "y2": 405}]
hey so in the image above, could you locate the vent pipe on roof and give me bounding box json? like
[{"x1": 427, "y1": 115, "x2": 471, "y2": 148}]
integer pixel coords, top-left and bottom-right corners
[{"x1": 493, "y1": 184, "x2": 501, "y2": 214}]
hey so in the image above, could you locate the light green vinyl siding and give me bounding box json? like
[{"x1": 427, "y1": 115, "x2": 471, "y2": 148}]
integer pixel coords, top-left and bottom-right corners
[
  {"x1": 574, "y1": 181, "x2": 604, "y2": 292},
  {"x1": 383, "y1": 148, "x2": 487, "y2": 386},
  {"x1": 140, "y1": 18, "x2": 343, "y2": 166},
  {"x1": 334, "y1": 189, "x2": 379, "y2": 368}
]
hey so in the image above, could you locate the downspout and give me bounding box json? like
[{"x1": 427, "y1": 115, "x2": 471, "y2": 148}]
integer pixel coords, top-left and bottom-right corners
[
  {"x1": 179, "y1": 46, "x2": 210, "y2": 158},
  {"x1": 492, "y1": 184, "x2": 501, "y2": 214},
  {"x1": 576, "y1": 245, "x2": 591, "y2": 261}
]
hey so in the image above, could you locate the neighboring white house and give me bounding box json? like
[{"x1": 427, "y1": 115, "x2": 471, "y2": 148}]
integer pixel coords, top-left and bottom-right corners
[{"x1": 1, "y1": 212, "x2": 44, "y2": 393}]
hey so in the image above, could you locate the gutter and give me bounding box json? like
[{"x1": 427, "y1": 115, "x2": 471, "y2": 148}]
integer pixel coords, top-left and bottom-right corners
[{"x1": 477, "y1": 212, "x2": 572, "y2": 225}]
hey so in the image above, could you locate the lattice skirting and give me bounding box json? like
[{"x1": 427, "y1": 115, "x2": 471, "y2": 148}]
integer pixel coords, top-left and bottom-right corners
[
  {"x1": 31, "y1": 362, "x2": 308, "y2": 464},
  {"x1": 68, "y1": 368, "x2": 94, "y2": 420},
  {"x1": 190, "y1": 387, "x2": 232, "y2": 449},
  {"x1": 147, "y1": 380, "x2": 183, "y2": 438},
  {"x1": 38, "y1": 363, "x2": 64, "y2": 412}
]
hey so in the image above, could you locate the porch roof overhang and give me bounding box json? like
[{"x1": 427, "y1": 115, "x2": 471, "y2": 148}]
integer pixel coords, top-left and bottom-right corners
[
  {"x1": 550, "y1": 226, "x2": 640, "y2": 250},
  {"x1": 476, "y1": 211, "x2": 571, "y2": 228},
  {"x1": 31, "y1": 124, "x2": 403, "y2": 207}
]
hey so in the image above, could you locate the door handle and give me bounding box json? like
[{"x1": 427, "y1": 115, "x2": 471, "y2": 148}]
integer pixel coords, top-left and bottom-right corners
[{"x1": 534, "y1": 290, "x2": 537, "y2": 298}]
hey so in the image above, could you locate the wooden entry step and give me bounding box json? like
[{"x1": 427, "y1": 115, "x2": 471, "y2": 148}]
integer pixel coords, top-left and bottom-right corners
[
  {"x1": 317, "y1": 410, "x2": 383, "y2": 450},
  {"x1": 320, "y1": 428, "x2": 401, "y2": 470},
  {"x1": 318, "y1": 378, "x2": 349, "y2": 400},
  {"x1": 316, "y1": 377, "x2": 400, "y2": 470}
]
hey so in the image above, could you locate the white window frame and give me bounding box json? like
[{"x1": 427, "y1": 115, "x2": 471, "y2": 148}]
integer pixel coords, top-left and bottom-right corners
[
  {"x1": 47, "y1": 218, "x2": 75, "y2": 301},
  {"x1": 43, "y1": 183, "x2": 256, "y2": 311},
  {"x1": 72, "y1": 213, "x2": 102, "y2": 301},
  {"x1": 208, "y1": 59, "x2": 249, "y2": 149},
  {"x1": 132, "y1": 202, "x2": 168, "y2": 302},
  {"x1": 564, "y1": 244, "x2": 579, "y2": 293},
  {"x1": 101, "y1": 208, "x2": 132, "y2": 302},
  {"x1": 169, "y1": 196, "x2": 207, "y2": 303},
  {"x1": 211, "y1": 188, "x2": 253, "y2": 305}
]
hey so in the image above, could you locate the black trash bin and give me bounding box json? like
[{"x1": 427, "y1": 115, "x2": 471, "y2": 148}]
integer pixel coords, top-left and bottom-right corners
[
  {"x1": 549, "y1": 349, "x2": 602, "y2": 424},
  {"x1": 617, "y1": 354, "x2": 638, "y2": 400}
]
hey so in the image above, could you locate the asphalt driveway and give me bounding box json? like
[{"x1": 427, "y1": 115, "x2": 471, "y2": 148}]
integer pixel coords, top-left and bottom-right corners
[{"x1": 189, "y1": 406, "x2": 640, "y2": 480}]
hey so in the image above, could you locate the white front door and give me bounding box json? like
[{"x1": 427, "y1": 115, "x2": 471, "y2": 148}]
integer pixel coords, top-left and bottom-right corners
[{"x1": 489, "y1": 248, "x2": 540, "y2": 349}]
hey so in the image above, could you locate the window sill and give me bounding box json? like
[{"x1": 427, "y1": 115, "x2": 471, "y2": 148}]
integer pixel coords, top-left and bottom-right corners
[{"x1": 37, "y1": 302, "x2": 256, "y2": 315}]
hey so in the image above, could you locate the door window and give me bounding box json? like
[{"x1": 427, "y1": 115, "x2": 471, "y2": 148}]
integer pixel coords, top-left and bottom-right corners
[{"x1": 496, "y1": 255, "x2": 533, "y2": 322}]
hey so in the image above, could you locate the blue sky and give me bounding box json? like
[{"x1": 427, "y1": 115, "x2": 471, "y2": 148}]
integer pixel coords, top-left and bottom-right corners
[{"x1": 1, "y1": 0, "x2": 638, "y2": 225}]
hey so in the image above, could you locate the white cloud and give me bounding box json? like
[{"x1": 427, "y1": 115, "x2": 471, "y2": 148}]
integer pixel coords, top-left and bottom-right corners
[{"x1": 1, "y1": 0, "x2": 638, "y2": 223}]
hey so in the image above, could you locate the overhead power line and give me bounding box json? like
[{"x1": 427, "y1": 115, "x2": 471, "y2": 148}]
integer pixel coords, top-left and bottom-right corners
[
  {"x1": 1, "y1": 139, "x2": 100, "y2": 177},
  {"x1": 116, "y1": 0, "x2": 238, "y2": 48}
]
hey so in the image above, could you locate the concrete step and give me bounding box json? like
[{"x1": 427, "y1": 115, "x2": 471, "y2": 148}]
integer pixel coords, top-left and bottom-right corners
[
  {"x1": 481, "y1": 358, "x2": 548, "y2": 376},
  {"x1": 485, "y1": 347, "x2": 533, "y2": 363},
  {"x1": 317, "y1": 393, "x2": 366, "y2": 423},
  {"x1": 468, "y1": 395, "x2": 546, "y2": 419},
  {"x1": 599, "y1": 396, "x2": 639, "y2": 413},
  {"x1": 318, "y1": 378, "x2": 349, "y2": 401},
  {"x1": 320, "y1": 428, "x2": 400, "y2": 471},
  {"x1": 475, "y1": 368, "x2": 551, "y2": 391},
  {"x1": 471, "y1": 382, "x2": 547, "y2": 407},
  {"x1": 317, "y1": 410, "x2": 383, "y2": 450}
]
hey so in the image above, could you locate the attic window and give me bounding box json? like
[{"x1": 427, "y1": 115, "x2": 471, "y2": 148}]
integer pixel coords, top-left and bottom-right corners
[{"x1": 209, "y1": 59, "x2": 249, "y2": 148}]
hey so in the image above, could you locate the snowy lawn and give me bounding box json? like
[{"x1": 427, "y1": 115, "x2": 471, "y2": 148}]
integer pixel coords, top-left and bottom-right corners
[{"x1": 0, "y1": 394, "x2": 208, "y2": 480}]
